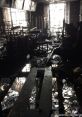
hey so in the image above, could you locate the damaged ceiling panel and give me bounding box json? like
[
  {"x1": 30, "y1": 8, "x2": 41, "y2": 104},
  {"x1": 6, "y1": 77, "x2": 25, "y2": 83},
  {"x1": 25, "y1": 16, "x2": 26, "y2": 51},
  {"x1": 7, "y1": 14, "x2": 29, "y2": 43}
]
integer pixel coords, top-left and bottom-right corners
[
  {"x1": 0, "y1": 0, "x2": 37, "y2": 11},
  {"x1": 37, "y1": 0, "x2": 78, "y2": 3},
  {"x1": 0, "y1": 0, "x2": 18, "y2": 8},
  {"x1": 0, "y1": 0, "x2": 78, "y2": 9},
  {"x1": 0, "y1": 0, "x2": 14, "y2": 7}
]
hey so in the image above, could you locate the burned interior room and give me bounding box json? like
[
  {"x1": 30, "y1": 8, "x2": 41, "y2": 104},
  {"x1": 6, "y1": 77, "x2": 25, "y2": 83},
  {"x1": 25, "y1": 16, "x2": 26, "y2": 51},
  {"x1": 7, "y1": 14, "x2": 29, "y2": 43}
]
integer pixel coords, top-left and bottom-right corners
[{"x1": 0, "y1": 0, "x2": 82, "y2": 117}]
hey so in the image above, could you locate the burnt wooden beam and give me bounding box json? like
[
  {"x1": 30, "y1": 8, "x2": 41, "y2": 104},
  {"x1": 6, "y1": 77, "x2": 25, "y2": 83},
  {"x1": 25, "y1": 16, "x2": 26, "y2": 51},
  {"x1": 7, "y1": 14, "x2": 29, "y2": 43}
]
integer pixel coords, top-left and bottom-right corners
[
  {"x1": 22, "y1": 0, "x2": 25, "y2": 9},
  {"x1": 8, "y1": 67, "x2": 37, "y2": 117},
  {"x1": 39, "y1": 67, "x2": 52, "y2": 117}
]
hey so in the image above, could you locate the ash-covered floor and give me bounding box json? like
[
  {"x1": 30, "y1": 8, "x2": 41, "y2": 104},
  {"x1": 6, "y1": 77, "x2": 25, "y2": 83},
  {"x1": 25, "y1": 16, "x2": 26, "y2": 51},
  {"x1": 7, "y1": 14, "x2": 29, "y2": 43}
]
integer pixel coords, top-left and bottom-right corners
[{"x1": 0, "y1": 63, "x2": 81, "y2": 117}]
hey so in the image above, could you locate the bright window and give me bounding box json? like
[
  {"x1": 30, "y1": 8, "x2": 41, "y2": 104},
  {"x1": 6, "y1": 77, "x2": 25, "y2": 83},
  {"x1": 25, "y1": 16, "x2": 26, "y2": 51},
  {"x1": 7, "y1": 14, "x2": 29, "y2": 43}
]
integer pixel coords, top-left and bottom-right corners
[{"x1": 49, "y1": 3, "x2": 65, "y2": 35}]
